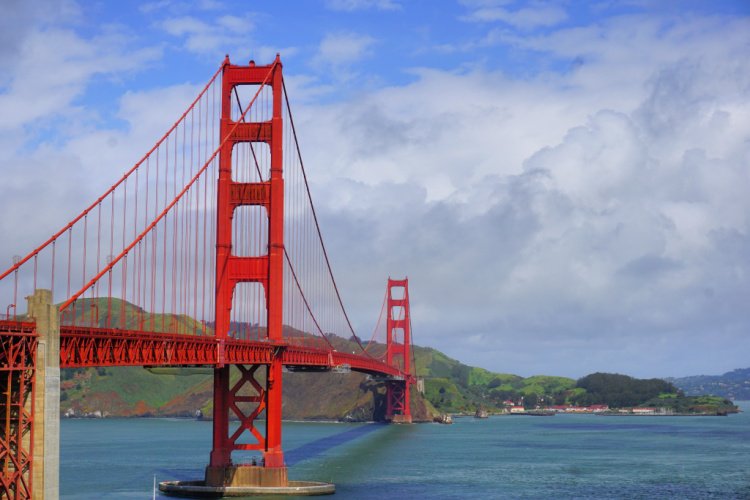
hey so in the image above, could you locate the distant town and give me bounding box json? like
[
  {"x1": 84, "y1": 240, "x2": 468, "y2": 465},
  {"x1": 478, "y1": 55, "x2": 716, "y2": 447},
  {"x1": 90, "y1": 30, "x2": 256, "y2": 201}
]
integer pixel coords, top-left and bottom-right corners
[{"x1": 495, "y1": 402, "x2": 733, "y2": 416}]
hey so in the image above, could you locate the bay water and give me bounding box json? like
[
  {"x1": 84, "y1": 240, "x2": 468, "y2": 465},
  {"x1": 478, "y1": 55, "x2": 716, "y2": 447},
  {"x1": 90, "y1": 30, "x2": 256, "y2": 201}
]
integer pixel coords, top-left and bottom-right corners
[{"x1": 61, "y1": 401, "x2": 750, "y2": 499}]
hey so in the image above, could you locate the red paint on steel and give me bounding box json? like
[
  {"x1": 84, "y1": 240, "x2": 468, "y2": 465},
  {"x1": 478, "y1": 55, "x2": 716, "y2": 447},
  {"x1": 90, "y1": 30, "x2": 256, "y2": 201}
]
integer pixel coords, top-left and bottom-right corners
[
  {"x1": 211, "y1": 55, "x2": 286, "y2": 470},
  {"x1": 52, "y1": 324, "x2": 403, "y2": 375},
  {"x1": 0, "y1": 55, "x2": 419, "y2": 497},
  {"x1": 0, "y1": 321, "x2": 37, "y2": 499},
  {"x1": 386, "y1": 278, "x2": 414, "y2": 420}
]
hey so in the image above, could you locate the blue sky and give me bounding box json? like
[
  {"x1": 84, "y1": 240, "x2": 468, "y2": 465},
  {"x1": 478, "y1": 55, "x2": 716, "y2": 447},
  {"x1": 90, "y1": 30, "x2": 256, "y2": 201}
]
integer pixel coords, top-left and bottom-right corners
[{"x1": 2, "y1": 0, "x2": 750, "y2": 378}]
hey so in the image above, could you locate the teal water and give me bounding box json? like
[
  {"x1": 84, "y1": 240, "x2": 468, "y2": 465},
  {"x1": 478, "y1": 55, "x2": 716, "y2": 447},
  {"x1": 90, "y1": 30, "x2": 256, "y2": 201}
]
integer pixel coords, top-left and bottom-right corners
[{"x1": 61, "y1": 402, "x2": 750, "y2": 499}]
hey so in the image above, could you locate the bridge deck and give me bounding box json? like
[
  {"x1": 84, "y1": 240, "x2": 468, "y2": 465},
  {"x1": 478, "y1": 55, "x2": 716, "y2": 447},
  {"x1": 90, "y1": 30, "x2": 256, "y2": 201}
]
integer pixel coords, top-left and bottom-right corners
[{"x1": 0, "y1": 320, "x2": 403, "y2": 378}]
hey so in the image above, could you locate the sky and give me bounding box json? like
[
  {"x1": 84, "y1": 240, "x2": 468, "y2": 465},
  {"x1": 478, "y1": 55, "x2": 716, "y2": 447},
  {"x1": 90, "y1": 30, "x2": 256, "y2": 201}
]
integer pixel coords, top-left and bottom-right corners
[{"x1": 1, "y1": 0, "x2": 749, "y2": 379}]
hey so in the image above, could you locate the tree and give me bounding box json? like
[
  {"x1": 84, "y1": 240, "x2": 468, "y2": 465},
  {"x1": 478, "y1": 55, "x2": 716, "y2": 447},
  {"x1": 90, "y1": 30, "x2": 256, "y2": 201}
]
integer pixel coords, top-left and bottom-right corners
[
  {"x1": 575, "y1": 373, "x2": 678, "y2": 407},
  {"x1": 524, "y1": 393, "x2": 538, "y2": 408}
]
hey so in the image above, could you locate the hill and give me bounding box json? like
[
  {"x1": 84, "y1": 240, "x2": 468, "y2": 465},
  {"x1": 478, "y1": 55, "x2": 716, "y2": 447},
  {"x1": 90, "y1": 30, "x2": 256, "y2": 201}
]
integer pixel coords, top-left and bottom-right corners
[
  {"x1": 667, "y1": 368, "x2": 750, "y2": 400},
  {"x1": 61, "y1": 343, "x2": 439, "y2": 422},
  {"x1": 56, "y1": 298, "x2": 739, "y2": 419},
  {"x1": 56, "y1": 297, "x2": 437, "y2": 421},
  {"x1": 61, "y1": 356, "x2": 740, "y2": 420},
  {"x1": 61, "y1": 331, "x2": 579, "y2": 420},
  {"x1": 569, "y1": 372, "x2": 737, "y2": 414},
  {"x1": 414, "y1": 346, "x2": 578, "y2": 411},
  {"x1": 572, "y1": 372, "x2": 676, "y2": 407},
  {"x1": 60, "y1": 341, "x2": 582, "y2": 420}
]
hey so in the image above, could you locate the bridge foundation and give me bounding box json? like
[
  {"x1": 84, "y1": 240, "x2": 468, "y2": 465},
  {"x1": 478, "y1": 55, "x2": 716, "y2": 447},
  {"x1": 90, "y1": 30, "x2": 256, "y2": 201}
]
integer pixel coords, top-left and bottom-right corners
[
  {"x1": 205, "y1": 464, "x2": 288, "y2": 488},
  {"x1": 389, "y1": 414, "x2": 413, "y2": 424},
  {"x1": 160, "y1": 479, "x2": 334, "y2": 497},
  {"x1": 28, "y1": 289, "x2": 60, "y2": 500},
  {"x1": 163, "y1": 458, "x2": 334, "y2": 498}
]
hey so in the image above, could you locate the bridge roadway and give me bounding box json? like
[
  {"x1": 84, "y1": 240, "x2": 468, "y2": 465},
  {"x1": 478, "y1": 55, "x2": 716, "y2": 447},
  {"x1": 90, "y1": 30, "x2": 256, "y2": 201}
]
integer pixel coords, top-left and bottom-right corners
[{"x1": 0, "y1": 319, "x2": 406, "y2": 378}]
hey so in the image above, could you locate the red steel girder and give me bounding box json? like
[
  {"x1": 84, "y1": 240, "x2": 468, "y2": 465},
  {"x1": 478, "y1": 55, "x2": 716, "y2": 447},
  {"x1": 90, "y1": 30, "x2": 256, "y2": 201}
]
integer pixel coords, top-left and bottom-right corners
[
  {"x1": 230, "y1": 121, "x2": 272, "y2": 143},
  {"x1": 230, "y1": 182, "x2": 270, "y2": 210},
  {"x1": 212, "y1": 55, "x2": 286, "y2": 470},
  {"x1": 386, "y1": 380, "x2": 408, "y2": 415},
  {"x1": 59, "y1": 327, "x2": 218, "y2": 368},
  {"x1": 385, "y1": 278, "x2": 414, "y2": 420},
  {"x1": 227, "y1": 365, "x2": 266, "y2": 451},
  {"x1": 57, "y1": 325, "x2": 404, "y2": 377},
  {"x1": 0, "y1": 321, "x2": 37, "y2": 500}
]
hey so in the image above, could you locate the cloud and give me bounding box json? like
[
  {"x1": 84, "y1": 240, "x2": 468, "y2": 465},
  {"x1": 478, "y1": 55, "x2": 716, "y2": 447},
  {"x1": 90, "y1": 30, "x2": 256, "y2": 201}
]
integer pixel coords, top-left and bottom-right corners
[
  {"x1": 458, "y1": 0, "x2": 515, "y2": 9},
  {"x1": 617, "y1": 254, "x2": 681, "y2": 279},
  {"x1": 140, "y1": 0, "x2": 222, "y2": 14},
  {"x1": 1, "y1": 4, "x2": 748, "y2": 380},
  {"x1": 139, "y1": 0, "x2": 172, "y2": 13},
  {"x1": 314, "y1": 32, "x2": 377, "y2": 68},
  {"x1": 161, "y1": 14, "x2": 256, "y2": 57},
  {"x1": 461, "y1": 2, "x2": 568, "y2": 29},
  {"x1": 0, "y1": 9, "x2": 160, "y2": 135},
  {"x1": 307, "y1": 32, "x2": 379, "y2": 88},
  {"x1": 292, "y1": 13, "x2": 750, "y2": 378},
  {"x1": 0, "y1": 80, "x2": 208, "y2": 264},
  {"x1": 0, "y1": 2, "x2": 163, "y2": 260},
  {"x1": 0, "y1": 0, "x2": 81, "y2": 80},
  {"x1": 325, "y1": 0, "x2": 401, "y2": 11}
]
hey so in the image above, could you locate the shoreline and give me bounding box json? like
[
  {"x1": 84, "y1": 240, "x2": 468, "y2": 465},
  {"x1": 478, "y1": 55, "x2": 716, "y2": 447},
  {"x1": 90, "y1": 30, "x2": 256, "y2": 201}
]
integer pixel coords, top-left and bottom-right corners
[
  {"x1": 595, "y1": 412, "x2": 734, "y2": 417},
  {"x1": 60, "y1": 415, "x2": 437, "y2": 424}
]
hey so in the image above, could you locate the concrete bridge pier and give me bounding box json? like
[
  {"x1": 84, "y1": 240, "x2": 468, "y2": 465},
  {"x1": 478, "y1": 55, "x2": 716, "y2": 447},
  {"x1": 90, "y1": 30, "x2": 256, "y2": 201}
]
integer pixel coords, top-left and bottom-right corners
[{"x1": 28, "y1": 289, "x2": 60, "y2": 500}]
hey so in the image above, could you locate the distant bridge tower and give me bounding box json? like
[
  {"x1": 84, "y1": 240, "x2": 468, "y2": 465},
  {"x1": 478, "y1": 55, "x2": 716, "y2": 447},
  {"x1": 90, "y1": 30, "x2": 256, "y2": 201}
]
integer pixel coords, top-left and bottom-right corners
[
  {"x1": 208, "y1": 55, "x2": 287, "y2": 487},
  {"x1": 385, "y1": 278, "x2": 414, "y2": 423}
]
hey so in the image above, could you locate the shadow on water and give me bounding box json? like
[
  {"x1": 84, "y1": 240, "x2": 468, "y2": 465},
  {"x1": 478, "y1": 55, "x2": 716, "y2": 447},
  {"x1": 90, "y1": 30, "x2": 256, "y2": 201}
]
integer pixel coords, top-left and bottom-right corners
[
  {"x1": 61, "y1": 413, "x2": 750, "y2": 499},
  {"x1": 150, "y1": 423, "x2": 389, "y2": 481},
  {"x1": 285, "y1": 423, "x2": 386, "y2": 466},
  {"x1": 158, "y1": 424, "x2": 405, "y2": 500}
]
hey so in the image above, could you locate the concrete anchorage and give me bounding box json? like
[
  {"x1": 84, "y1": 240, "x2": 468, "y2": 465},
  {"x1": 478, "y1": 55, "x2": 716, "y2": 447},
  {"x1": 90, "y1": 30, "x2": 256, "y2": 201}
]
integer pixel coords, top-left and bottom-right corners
[{"x1": 28, "y1": 289, "x2": 60, "y2": 500}]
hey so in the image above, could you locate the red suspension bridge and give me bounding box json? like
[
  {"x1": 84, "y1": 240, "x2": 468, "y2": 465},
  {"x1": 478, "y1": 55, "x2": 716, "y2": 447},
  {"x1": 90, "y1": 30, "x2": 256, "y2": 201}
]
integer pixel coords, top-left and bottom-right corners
[{"x1": 0, "y1": 56, "x2": 415, "y2": 498}]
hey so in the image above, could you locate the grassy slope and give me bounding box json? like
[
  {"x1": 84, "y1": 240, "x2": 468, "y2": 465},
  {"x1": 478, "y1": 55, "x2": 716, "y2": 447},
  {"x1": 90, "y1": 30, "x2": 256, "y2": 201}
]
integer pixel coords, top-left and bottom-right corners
[
  {"x1": 61, "y1": 328, "x2": 578, "y2": 419},
  {"x1": 59, "y1": 299, "x2": 441, "y2": 420},
  {"x1": 62, "y1": 367, "x2": 211, "y2": 416},
  {"x1": 60, "y1": 299, "x2": 733, "y2": 418}
]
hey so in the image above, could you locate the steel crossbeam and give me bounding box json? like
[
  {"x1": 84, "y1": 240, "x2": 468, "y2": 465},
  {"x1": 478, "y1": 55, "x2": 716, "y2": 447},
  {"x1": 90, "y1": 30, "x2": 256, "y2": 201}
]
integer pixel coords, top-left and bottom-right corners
[
  {"x1": 0, "y1": 322, "x2": 37, "y2": 499},
  {"x1": 28, "y1": 323, "x2": 402, "y2": 377}
]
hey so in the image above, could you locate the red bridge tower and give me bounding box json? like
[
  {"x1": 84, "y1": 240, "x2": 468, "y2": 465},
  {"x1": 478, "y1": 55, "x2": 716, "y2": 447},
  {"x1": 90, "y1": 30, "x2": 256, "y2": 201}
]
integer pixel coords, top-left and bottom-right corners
[
  {"x1": 385, "y1": 278, "x2": 414, "y2": 423},
  {"x1": 207, "y1": 55, "x2": 287, "y2": 487}
]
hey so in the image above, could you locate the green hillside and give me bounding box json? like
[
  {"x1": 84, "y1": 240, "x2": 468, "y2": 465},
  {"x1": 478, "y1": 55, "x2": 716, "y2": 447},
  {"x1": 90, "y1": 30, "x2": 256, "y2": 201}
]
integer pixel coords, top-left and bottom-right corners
[
  {"x1": 61, "y1": 337, "x2": 578, "y2": 419},
  {"x1": 57, "y1": 299, "x2": 738, "y2": 419},
  {"x1": 667, "y1": 368, "x2": 750, "y2": 400},
  {"x1": 58, "y1": 298, "x2": 439, "y2": 421},
  {"x1": 61, "y1": 362, "x2": 438, "y2": 421}
]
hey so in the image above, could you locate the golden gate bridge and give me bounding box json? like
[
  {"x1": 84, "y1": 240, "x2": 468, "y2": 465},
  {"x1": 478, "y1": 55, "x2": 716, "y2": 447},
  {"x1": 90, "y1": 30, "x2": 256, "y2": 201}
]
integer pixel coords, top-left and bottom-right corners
[{"x1": 0, "y1": 55, "x2": 415, "y2": 498}]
